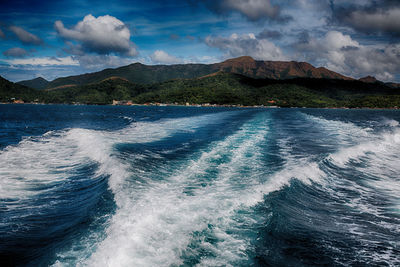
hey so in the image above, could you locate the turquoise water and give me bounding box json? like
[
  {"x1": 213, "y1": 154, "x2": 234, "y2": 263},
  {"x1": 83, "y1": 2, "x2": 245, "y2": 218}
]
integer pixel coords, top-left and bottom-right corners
[{"x1": 0, "y1": 105, "x2": 399, "y2": 266}]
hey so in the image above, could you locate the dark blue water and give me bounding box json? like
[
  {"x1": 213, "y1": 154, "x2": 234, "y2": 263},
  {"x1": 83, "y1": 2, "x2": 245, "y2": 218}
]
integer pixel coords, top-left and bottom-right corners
[{"x1": 0, "y1": 104, "x2": 399, "y2": 266}]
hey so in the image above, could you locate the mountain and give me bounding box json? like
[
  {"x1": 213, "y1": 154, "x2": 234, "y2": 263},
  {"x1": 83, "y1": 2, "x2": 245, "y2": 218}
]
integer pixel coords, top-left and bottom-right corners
[
  {"x1": 358, "y1": 75, "x2": 400, "y2": 88},
  {"x1": 215, "y1": 56, "x2": 353, "y2": 80},
  {"x1": 42, "y1": 77, "x2": 147, "y2": 104},
  {"x1": 131, "y1": 72, "x2": 400, "y2": 108},
  {"x1": 3, "y1": 72, "x2": 400, "y2": 108},
  {"x1": 33, "y1": 56, "x2": 353, "y2": 90},
  {"x1": 17, "y1": 77, "x2": 49, "y2": 90},
  {"x1": 0, "y1": 76, "x2": 41, "y2": 102},
  {"x1": 45, "y1": 63, "x2": 212, "y2": 89},
  {"x1": 386, "y1": 82, "x2": 400, "y2": 89},
  {"x1": 359, "y1": 76, "x2": 378, "y2": 83}
]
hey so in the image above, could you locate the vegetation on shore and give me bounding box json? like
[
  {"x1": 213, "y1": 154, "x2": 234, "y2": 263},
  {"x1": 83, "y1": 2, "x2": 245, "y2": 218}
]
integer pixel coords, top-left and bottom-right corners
[{"x1": 2, "y1": 72, "x2": 400, "y2": 108}]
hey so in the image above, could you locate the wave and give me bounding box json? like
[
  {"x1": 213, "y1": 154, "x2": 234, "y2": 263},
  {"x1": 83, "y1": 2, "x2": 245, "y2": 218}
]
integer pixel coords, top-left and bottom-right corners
[
  {"x1": 302, "y1": 114, "x2": 400, "y2": 265},
  {"x1": 0, "y1": 110, "x2": 241, "y2": 265},
  {"x1": 0, "y1": 111, "x2": 238, "y2": 201},
  {"x1": 51, "y1": 112, "x2": 272, "y2": 266},
  {"x1": 4, "y1": 108, "x2": 399, "y2": 266},
  {"x1": 55, "y1": 111, "x2": 400, "y2": 266}
]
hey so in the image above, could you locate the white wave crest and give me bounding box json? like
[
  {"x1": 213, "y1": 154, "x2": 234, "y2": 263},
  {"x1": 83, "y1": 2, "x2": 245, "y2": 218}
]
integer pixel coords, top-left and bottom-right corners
[{"x1": 74, "y1": 112, "x2": 271, "y2": 267}]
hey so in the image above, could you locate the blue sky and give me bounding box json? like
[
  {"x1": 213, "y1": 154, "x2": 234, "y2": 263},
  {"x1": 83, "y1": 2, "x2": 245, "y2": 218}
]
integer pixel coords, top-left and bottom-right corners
[{"x1": 0, "y1": 0, "x2": 399, "y2": 82}]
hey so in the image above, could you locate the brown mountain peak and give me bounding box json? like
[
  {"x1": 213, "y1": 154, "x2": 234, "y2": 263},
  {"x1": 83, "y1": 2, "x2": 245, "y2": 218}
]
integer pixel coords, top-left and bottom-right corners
[
  {"x1": 222, "y1": 56, "x2": 256, "y2": 64},
  {"x1": 359, "y1": 76, "x2": 378, "y2": 83}
]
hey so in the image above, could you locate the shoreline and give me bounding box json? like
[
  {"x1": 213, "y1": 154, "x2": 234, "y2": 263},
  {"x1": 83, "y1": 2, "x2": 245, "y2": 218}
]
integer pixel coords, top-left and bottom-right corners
[{"x1": 1, "y1": 102, "x2": 400, "y2": 110}]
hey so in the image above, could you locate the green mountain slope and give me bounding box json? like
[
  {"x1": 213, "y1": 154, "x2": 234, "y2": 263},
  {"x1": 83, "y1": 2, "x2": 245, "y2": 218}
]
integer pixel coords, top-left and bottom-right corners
[
  {"x1": 3, "y1": 72, "x2": 400, "y2": 108},
  {"x1": 45, "y1": 63, "x2": 213, "y2": 89},
  {"x1": 45, "y1": 72, "x2": 400, "y2": 108},
  {"x1": 17, "y1": 77, "x2": 49, "y2": 90},
  {"x1": 0, "y1": 76, "x2": 42, "y2": 102},
  {"x1": 129, "y1": 72, "x2": 400, "y2": 108},
  {"x1": 41, "y1": 77, "x2": 148, "y2": 104}
]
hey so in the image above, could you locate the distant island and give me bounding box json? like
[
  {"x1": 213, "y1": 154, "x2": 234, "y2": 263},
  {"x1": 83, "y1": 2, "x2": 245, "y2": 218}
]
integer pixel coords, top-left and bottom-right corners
[{"x1": 1, "y1": 56, "x2": 400, "y2": 108}]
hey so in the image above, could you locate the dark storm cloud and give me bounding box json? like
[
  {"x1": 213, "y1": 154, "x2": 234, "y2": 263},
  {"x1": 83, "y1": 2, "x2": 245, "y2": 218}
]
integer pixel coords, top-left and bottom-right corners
[
  {"x1": 190, "y1": 0, "x2": 291, "y2": 22},
  {"x1": 9, "y1": 26, "x2": 43, "y2": 45},
  {"x1": 331, "y1": 0, "x2": 400, "y2": 36},
  {"x1": 3, "y1": 47, "x2": 30, "y2": 58}
]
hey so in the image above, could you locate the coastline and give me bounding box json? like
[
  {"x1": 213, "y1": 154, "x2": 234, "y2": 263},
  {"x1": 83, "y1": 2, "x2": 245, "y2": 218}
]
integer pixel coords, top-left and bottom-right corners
[{"x1": 1, "y1": 101, "x2": 400, "y2": 110}]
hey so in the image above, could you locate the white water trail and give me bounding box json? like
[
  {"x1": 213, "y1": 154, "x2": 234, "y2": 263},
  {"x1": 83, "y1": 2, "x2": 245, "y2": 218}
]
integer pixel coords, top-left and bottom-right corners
[
  {"x1": 0, "y1": 112, "x2": 236, "y2": 202},
  {"x1": 69, "y1": 112, "x2": 271, "y2": 267}
]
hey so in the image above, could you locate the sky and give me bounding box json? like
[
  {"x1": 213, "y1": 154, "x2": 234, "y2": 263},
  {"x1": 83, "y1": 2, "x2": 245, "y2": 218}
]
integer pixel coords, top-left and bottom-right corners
[{"x1": 0, "y1": 0, "x2": 399, "y2": 82}]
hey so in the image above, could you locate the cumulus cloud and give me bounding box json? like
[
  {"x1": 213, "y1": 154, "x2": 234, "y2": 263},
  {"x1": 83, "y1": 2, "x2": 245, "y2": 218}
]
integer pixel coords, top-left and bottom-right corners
[
  {"x1": 195, "y1": 0, "x2": 290, "y2": 22},
  {"x1": 55, "y1": 14, "x2": 137, "y2": 56},
  {"x1": 3, "y1": 47, "x2": 30, "y2": 58},
  {"x1": 150, "y1": 50, "x2": 182, "y2": 64},
  {"x1": 294, "y1": 31, "x2": 400, "y2": 81},
  {"x1": 4, "y1": 56, "x2": 79, "y2": 66},
  {"x1": 9, "y1": 26, "x2": 43, "y2": 45},
  {"x1": 205, "y1": 33, "x2": 286, "y2": 61}
]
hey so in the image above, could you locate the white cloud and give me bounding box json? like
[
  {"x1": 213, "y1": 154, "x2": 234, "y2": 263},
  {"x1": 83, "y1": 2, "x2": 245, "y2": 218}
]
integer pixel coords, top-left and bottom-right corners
[
  {"x1": 9, "y1": 26, "x2": 42, "y2": 45},
  {"x1": 323, "y1": 31, "x2": 359, "y2": 50},
  {"x1": 150, "y1": 50, "x2": 182, "y2": 64},
  {"x1": 205, "y1": 33, "x2": 286, "y2": 61},
  {"x1": 55, "y1": 14, "x2": 137, "y2": 56},
  {"x1": 4, "y1": 56, "x2": 79, "y2": 66},
  {"x1": 295, "y1": 31, "x2": 400, "y2": 81}
]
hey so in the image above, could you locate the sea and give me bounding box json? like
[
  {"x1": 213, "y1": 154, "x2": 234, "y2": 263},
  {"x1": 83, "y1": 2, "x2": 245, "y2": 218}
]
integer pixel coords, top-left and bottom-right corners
[{"x1": 0, "y1": 104, "x2": 399, "y2": 267}]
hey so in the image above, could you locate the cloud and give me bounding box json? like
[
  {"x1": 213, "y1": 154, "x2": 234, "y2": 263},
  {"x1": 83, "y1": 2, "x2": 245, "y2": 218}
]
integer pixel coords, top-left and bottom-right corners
[
  {"x1": 55, "y1": 14, "x2": 137, "y2": 56},
  {"x1": 4, "y1": 56, "x2": 79, "y2": 66},
  {"x1": 294, "y1": 31, "x2": 400, "y2": 81},
  {"x1": 195, "y1": 0, "x2": 291, "y2": 22},
  {"x1": 150, "y1": 50, "x2": 183, "y2": 64},
  {"x1": 256, "y1": 29, "x2": 282, "y2": 40},
  {"x1": 9, "y1": 26, "x2": 43, "y2": 45},
  {"x1": 343, "y1": 8, "x2": 400, "y2": 36},
  {"x1": 330, "y1": 1, "x2": 400, "y2": 36},
  {"x1": 72, "y1": 54, "x2": 134, "y2": 69},
  {"x1": 205, "y1": 33, "x2": 286, "y2": 61},
  {"x1": 3, "y1": 47, "x2": 30, "y2": 58}
]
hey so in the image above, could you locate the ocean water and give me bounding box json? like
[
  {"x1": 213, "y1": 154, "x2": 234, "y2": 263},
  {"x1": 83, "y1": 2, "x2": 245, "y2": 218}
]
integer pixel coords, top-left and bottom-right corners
[{"x1": 0, "y1": 104, "x2": 399, "y2": 267}]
